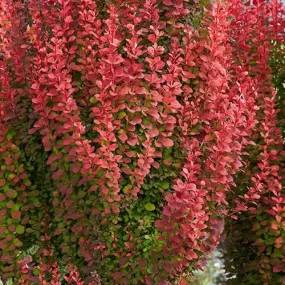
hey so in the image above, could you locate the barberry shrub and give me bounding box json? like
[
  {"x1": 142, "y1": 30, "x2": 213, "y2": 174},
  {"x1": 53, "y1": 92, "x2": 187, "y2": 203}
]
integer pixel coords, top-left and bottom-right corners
[
  {"x1": 223, "y1": 1, "x2": 285, "y2": 284},
  {"x1": 0, "y1": 0, "x2": 283, "y2": 284}
]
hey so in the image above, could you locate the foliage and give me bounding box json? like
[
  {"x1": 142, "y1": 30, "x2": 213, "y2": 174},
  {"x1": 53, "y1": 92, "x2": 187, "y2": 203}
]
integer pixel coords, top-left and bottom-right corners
[
  {"x1": 0, "y1": 0, "x2": 283, "y2": 284},
  {"x1": 223, "y1": 1, "x2": 285, "y2": 284}
]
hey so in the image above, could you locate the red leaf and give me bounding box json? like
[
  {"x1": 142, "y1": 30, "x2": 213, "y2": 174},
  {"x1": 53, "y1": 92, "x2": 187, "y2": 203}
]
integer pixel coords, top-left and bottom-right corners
[
  {"x1": 130, "y1": 117, "x2": 142, "y2": 125},
  {"x1": 11, "y1": 210, "x2": 21, "y2": 219},
  {"x1": 48, "y1": 73, "x2": 56, "y2": 80},
  {"x1": 113, "y1": 272, "x2": 122, "y2": 280},
  {"x1": 160, "y1": 137, "x2": 174, "y2": 147}
]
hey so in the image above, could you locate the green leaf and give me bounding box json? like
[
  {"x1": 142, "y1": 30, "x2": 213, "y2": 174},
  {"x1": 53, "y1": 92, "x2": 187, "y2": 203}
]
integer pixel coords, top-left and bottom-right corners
[
  {"x1": 11, "y1": 204, "x2": 20, "y2": 211},
  {"x1": 23, "y1": 179, "x2": 32, "y2": 187},
  {"x1": 33, "y1": 268, "x2": 41, "y2": 276},
  {"x1": 123, "y1": 186, "x2": 129, "y2": 194},
  {"x1": 89, "y1": 97, "x2": 96, "y2": 103},
  {"x1": 6, "y1": 129, "x2": 16, "y2": 141},
  {"x1": 118, "y1": 111, "x2": 126, "y2": 119},
  {"x1": 78, "y1": 190, "x2": 86, "y2": 198},
  {"x1": 161, "y1": 182, "x2": 169, "y2": 190},
  {"x1": 144, "y1": 203, "x2": 155, "y2": 211},
  {"x1": 15, "y1": 225, "x2": 25, "y2": 234},
  {"x1": 13, "y1": 238, "x2": 23, "y2": 247}
]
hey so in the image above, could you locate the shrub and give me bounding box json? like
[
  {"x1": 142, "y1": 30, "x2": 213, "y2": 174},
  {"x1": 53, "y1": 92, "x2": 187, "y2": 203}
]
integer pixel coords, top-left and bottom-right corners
[{"x1": 0, "y1": 0, "x2": 283, "y2": 284}]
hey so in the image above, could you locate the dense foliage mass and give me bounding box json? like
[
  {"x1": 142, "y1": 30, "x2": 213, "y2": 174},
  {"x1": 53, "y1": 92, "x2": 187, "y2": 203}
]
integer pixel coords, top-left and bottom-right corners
[
  {"x1": 223, "y1": 8, "x2": 285, "y2": 284},
  {"x1": 0, "y1": 0, "x2": 284, "y2": 284}
]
